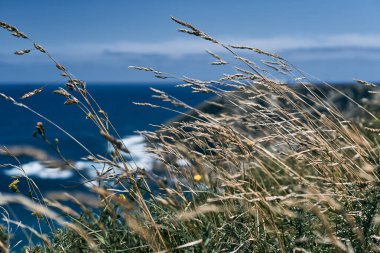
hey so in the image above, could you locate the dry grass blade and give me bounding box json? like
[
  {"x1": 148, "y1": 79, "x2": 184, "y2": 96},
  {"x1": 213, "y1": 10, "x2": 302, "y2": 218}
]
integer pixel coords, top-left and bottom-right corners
[
  {"x1": 14, "y1": 49, "x2": 31, "y2": 55},
  {"x1": 206, "y1": 49, "x2": 228, "y2": 65},
  {"x1": 64, "y1": 98, "x2": 79, "y2": 105},
  {"x1": 33, "y1": 43, "x2": 46, "y2": 53},
  {"x1": 20, "y1": 87, "x2": 44, "y2": 99},
  {"x1": 53, "y1": 87, "x2": 71, "y2": 98},
  {"x1": 55, "y1": 64, "x2": 66, "y2": 71},
  {"x1": 355, "y1": 79, "x2": 377, "y2": 87},
  {"x1": 177, "y1": 204, "x2": 221, "y2": 220},
  {"x1": 364, "y1": 127, "x2": 380, "y2": 133},
  {"x1": 4, "y1": 219, "x2": 52, "y2": 249},
  {"x1": 128, "y1": 66, "x2": 162, "y2": 74},
  {"x1": 229, "y1": 44, "x2": 283, "y2": 59},
  {"x1": 100, "y1": 130, "x2": 130, "y2": 153},
  {"x1": 171, "y1": 16, "x2": 217, "y2": 43},
  {"x1": 157, "y1": 239, "x2": 203, "y2": 253},
  {"x1": 0, "y1": 21, "x2": 28, "y2": 38},
  {"x1": 133, "y1": 102, "x2": 160, "y2": 108}
]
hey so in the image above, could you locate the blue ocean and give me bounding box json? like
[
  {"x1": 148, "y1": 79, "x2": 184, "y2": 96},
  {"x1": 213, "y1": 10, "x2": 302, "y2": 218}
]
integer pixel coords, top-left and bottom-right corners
[{"x1": 0, "y1": 83, "x2": 211, "y2": 248}]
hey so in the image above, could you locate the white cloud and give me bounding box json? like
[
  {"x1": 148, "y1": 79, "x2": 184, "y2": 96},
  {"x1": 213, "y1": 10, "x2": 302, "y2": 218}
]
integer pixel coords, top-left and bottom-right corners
[
  {"x1": 2, "y1": 33, "x2": 380, "y2": 64},
  {"x1": 60, "y1": 33, "x2": 380, "y2": 58}
]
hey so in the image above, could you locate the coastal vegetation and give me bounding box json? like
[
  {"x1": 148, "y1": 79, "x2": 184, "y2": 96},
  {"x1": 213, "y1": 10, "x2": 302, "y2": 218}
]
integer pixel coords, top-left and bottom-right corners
[{"x1": 1, "y1": 17, "x2": 380, "y2": 252}]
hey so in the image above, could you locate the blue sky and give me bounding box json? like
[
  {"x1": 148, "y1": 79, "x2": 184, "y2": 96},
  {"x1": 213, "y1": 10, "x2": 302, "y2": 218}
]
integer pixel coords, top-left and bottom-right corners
[{"x1": 1, "y1": 1, "x2": 380, "y2": 83}]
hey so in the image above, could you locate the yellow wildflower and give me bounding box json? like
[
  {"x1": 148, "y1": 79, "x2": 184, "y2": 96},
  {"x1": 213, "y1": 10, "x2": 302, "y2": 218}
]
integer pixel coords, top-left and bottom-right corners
[
  {"x1": 194, "y1": 174, "x2": 202, "y2": 182},
  {"x1": 35, "y1": 121, "x2": 45, "y2": 135},
  {"x1": 9, "y1": 179, "x2": 20, "y2": 192},
  {"x1": 36, "y1": 122, "x2": 43, "y2": 129},
  {"x1": 118, "y1": 194, "x2": 126, "y2": 201}
]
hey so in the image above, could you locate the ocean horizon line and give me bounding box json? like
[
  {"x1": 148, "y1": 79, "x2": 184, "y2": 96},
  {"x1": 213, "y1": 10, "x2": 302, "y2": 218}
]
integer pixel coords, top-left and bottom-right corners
[
  {"x1": 0, "y1": 81, "x2": 179, "y2": 86},
  {"x1": 0, "y1": 81, "x2": 377, "y2": 87}
]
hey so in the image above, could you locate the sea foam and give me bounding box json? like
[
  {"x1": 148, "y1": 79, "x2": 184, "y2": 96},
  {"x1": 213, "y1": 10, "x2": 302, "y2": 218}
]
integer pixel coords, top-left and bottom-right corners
[
  {"x1": 4, "y1": 135, "x2": 155, "y2": 180},
  {"x1": 5, "y1": 161, "x2": 73, "y2": 179}
]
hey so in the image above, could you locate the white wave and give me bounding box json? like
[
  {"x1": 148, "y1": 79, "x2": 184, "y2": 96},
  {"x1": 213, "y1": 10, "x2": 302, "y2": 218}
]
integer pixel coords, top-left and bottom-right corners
[
  {"x1": 75, "y1": 161, "x2": 112, "y2": 178},
  {"x1": 5, "y1": 161, "x2": 73, "y2": 179},
  {"x1": 4, "y1": 135, "x2": 155, "y2": 181},
  {"x1": 176, "y1": 159, "x2": 190, "y2": 167},
  {"x1": 109, "y1": 135, "x2": 155, "y2": 171},
  {"x1": 76, "y1": 134, "x2": 156, "y2": 188}
]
